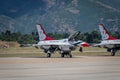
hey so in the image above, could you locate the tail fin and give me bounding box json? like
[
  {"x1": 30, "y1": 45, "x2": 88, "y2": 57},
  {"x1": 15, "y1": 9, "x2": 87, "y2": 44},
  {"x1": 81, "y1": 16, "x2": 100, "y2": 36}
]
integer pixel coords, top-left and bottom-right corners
[
  {"x1": 99, "y1": 24, "x2": 117, "y2": 40},
  {"x1": 36, "y1": 24, "x2": 54, "y2": 41}
]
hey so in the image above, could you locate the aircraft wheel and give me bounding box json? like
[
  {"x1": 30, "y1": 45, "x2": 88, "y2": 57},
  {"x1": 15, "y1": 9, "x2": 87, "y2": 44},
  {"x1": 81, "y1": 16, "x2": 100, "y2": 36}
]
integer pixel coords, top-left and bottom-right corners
[
  {"x1": 111, "y1": 49, "x2": 116, "y2": 56},
  {"x1": 69, "y1": 54, "x2": 72, "y2": 58},
  {"x1": 111, "y1": 52, "x2": 115, "y2": 56},
  {"x1": 47, "y1": 53, "x2": 51, "y2": 57},
  {"x1": 61, "y1": 54, "x2": 64, "y2": 58}
]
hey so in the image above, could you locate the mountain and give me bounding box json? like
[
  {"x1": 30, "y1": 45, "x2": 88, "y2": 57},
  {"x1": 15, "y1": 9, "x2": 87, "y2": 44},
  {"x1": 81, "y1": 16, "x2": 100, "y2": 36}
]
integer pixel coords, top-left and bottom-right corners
[{"x1": 0, "y1": 0, "x2": 120, "y2": 34}]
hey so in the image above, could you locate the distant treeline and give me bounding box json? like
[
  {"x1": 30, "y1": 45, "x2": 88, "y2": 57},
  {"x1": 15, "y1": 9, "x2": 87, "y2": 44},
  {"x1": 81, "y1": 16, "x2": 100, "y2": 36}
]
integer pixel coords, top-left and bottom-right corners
[{"x1": 0, "y1": 30, "x2": 120, "y2": 44}]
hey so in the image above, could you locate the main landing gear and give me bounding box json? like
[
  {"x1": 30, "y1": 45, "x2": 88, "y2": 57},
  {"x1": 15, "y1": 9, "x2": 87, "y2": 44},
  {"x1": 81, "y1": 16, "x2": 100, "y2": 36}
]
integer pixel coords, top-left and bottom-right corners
[
  {"x1": 46, "y1": 51, "x2": 51, "y2": 58},
  {"x1": 111, "y1": 49, "x2": 117, "y2": 56},
  {"x1": 107, "y1": 48, "x2": 117, "y2": 56},
  {"x1": 46, "y1": 50, "x2": 73, "y2": 58},
  {"x1": 60, "y1": 51, "x2": 72, "y2": 58}
]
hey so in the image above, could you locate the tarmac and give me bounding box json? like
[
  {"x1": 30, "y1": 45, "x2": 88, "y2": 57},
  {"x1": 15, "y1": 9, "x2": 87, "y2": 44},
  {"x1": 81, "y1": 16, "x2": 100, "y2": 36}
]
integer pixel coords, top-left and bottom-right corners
[{"x1": 0, "y1": 56, "x2": 120, "y2": 80}]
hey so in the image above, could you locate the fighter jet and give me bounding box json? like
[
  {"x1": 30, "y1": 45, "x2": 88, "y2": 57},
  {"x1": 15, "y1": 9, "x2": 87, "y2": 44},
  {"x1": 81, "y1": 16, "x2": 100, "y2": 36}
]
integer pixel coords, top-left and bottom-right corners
[
  {"x1": 35, "y1": 24, "x2": 89, "y2": 58},
  {"x1": 94, "y1": 24, "x2": 120, "y2": 56}
]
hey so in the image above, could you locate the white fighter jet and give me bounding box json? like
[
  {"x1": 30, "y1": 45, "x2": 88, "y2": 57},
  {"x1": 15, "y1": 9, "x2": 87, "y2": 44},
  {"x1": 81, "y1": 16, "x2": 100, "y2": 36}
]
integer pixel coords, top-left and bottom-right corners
[
  {"x1": 35, "y1": 24, "x2": 90, "y2": 58},
  {"x1": 94, "y1": 24, "x2": 120, "y2": 56}
]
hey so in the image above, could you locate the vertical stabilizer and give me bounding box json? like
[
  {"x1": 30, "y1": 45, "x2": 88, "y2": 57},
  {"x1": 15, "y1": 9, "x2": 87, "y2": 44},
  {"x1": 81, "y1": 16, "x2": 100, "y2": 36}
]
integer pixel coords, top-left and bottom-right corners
[
  {"x1": 99, "y1": 24, "x2": 117, "y2": 40},
  {"x1": 36, "y1": 24, "x2": 54, "y2": 41}
]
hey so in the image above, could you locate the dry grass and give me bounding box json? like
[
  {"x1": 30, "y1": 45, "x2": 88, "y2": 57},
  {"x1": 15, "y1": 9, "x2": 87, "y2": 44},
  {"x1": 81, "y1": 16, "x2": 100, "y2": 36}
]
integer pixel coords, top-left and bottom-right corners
[
  {"x1": 0, "y1": 41, "x2": 20, "y2": 48},
  {"x1": 0, "y1": 46, "x2": 120, "y2": 57}
]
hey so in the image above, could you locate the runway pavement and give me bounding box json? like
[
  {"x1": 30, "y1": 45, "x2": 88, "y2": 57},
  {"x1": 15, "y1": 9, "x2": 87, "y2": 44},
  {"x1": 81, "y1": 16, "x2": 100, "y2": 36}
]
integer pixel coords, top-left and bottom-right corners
[{"x1": 0, "y1": 56, "x2": 120, "y2": 80}]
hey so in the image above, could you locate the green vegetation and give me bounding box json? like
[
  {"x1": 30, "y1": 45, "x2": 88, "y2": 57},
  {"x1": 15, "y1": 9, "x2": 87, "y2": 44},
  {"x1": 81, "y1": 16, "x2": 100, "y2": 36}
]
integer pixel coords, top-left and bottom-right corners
[
  {"x1": 0, "y1": 30, "x2": 37, "y2": 44},
  {"x1": 0, "y1": 30, "x2": 120, "y2": 44}
]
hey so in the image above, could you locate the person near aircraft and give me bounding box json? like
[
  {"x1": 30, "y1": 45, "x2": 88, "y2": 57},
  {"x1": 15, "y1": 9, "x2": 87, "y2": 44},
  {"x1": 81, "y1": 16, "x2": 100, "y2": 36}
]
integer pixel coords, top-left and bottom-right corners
[{"x1": 79, "y1": 47, "x2": 83, "y2": 53}]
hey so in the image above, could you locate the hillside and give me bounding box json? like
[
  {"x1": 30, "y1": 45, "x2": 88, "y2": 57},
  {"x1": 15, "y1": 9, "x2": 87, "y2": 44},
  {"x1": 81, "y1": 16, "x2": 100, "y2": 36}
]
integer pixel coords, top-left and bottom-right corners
[{"x1": 0, "y1": 0, "x2": 120, "y2": 34}]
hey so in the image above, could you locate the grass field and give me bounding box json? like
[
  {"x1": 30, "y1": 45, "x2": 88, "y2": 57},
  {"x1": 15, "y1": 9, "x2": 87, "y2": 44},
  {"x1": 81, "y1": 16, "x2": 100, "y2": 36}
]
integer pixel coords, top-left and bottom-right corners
[{"x1": 0, "y1": 47, "x2": 120, "y2": 57}]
